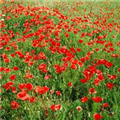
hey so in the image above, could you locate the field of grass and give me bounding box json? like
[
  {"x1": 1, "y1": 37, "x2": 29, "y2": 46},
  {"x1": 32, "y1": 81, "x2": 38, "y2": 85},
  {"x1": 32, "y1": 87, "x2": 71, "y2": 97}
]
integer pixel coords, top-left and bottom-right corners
[{"x1": 0, "y1": 0, "x2": 120, "y2": 120}]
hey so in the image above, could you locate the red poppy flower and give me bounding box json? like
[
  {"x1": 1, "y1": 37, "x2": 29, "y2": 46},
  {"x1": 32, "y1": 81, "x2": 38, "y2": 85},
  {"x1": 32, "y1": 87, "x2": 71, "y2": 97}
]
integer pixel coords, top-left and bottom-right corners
[
  {"x1": 38, "y1": 63, "x2": 47, "y2": 73},
  {"x1": 44, "y1": 75, "x2": 51, "y2": 80},
  {"x1": 56, "y1": 91, "x2": 61, "y2": 96},
  {"x1": 102, "y1": 103, "x2": 109, "y2": 107},
  {"x1": 4, "y1": 68, "x2": 11, "y2": 73},
  {"x1": 34, "y1": 86, "x2": 49, "y2": 95},
  {"x1": 34, "y1": 86, "x2": 41, "y2": 94},
  {"x1": 93, "y1": 113, "x2": 102, "y2": 120},
  {"x1": 11, "y1": 101, "x2": 19, "y2": 109},
  {"x1": 68, "y1": 82, "x2": 72, "y2": 87},
  {"x1": 10, "y1": 75, "x2": 16, "y2": 81},
  {"x1": 108, "y1": 74, "x2": 117, "y2": 80},
  {"x1": 106, "y1": 62, "x2": 113, "y2": 68},
  {"x1": 92, "y1": 97, "x2": 102, "y2": 103},
  {"x1": 71, "y1": 64, "x2": 77, "y2": 69},
  {"x1": 89, "y1": 87, "x2": 97, "y2": 94},
  {"x1": 29, "y1": 97, "x2": 36, "y2": 103},
  {"x1": 106, "y1": 82, "x2": 114, "y2": 89},
  {"x1": 13, "y1": 66, "x2": 19, "y2": 71},
  {"x1": 38, "y1": 87, "x2": 46, "y2": 94},
  {"x1": 76, "y1": 48, "x2": 81, "y2": 52},
  {"x1": 78, "y1": 61, "x2": 83, "y2": 67},
  {"x1": 80, "y1": 57, "x2": 86, "y2": 63},
  {"x1": 11, "y1": 86, "x2": 17, "y2": 93},
  {"x1": 38, "y1": 52, "x2": 46, "y2": 59},
  {"x1": 11, "y1": 53, "x2": 15, "y2": 57},
  {"x1": 80, "y1": 79, "x2": 88, "y2": 83},
  {"x1": 118, "y1": 68, "x2": 120, "y2": 72},
  {"x1": 79, "y1": 39, "x2": 83, "y2": 43},
  {"x1": 19, "y1": 84, "x2": 25, "y2": 90},
  {"x1": 81, "y1": 32, "x2": 85, "y2": 38},
  {"x1": 17, "y1": 91, "x2": 29, "y2": 101},
  {"x1": 4, "y1": 58, "x2": 10, "y2": 63},
  {"x1": 97, "y1": 35, "x2": 103, "y2": 40},
  {"x1": 93, "y1": 78, "x2": 100, "y2": 86},
  {"x1": 112, "y1": 35, "x2": 115, "y2": 38},
  {"x1": 50, "y1": 104, "x2": 61, "y2": 111},
  {"x1": 0, "y1": 67, "x2": 4, "y2": 72},
  {"x1": 26, "y1": 83, "x2": 33, "y2": 91},
  {"x1": 65, "y1": 32, "x2": 69, "y2": 37},
  {"x1": 70, "y1": 47, "x2": 76, "y2": 53},
  {"x1": 3, "y1": 81, "x2": 14, "y2": 90},
  {"x1": 80, "y1": 97, "x2": 88, "y2": 103}
]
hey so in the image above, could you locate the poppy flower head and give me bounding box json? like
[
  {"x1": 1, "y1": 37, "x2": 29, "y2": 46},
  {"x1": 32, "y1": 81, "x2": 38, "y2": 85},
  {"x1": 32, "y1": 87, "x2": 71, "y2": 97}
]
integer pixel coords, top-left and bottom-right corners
[
  {"x1": 80, "y1": 97, "x2": 88, "y2": 103},
  {"x1": 102, "y1": 103, "x2": 109, "y2": 107},
  {"x1": 19, "y1": 84, "x2": 25, "y2": 90},
  {"x1": 93, "y1": 113, "x2": 102, "y2": 120},
  {"x1": 92, "y1": 97, "x2": 102, "y2": 103},
  {"x1": 29, "y1": 97, "x2": 36, "y2": 103},
  {"x1": 89, "y1": 87, "x2": 97, "y2": 94},
  {"x1": 56, "y1": 91, "x2": 61, "y2": 96},
  {"x1": 50, "y1": 104, "x2": 61, "y2": 111},
  {"x1": 11, "y1": 86, "x2": 17, "y2": 93},
  {"x1": 106, "y1": 82, "x2": 114, "y2": 89},
  {"x1": 68, "y1": 82, "x2": 72, "y2": 87},
  {"x1": 13, "y1": 66, "x2": 19, "y2": 71},
  {"x1": 11, "y1": 101, "x2": 19, "y2": 109},
  {"x1": 34, "y1": 86, "x2": 49, "y2": 95},
  {"x1": 25, "y1": 83, "x2": 33, "y2": 91},
  {"x1": 17, "y1": 91, "x2": 29, "y2": 101},
  {"x1": 10, "y1": 75, "x2": 16, "y2": 81}
]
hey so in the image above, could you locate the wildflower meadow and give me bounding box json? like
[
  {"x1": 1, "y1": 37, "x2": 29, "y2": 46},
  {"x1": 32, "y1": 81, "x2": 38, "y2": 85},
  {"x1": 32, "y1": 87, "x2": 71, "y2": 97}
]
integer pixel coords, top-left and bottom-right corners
[{"x1": 0, "y1": 0, "x2": 120, "y2": 120}]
